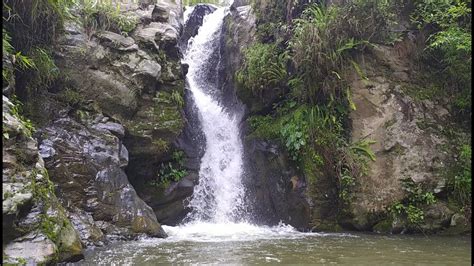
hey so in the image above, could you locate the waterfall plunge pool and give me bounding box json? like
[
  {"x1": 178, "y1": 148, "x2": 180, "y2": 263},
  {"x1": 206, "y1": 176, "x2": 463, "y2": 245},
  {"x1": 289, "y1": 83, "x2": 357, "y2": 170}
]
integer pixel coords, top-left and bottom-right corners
[
  {"x1": 74, "y1": 3, "x2": 470, "y2": 265},
  {"x1": 73, "y1": 222, "x2": 470, "y2": 265}
]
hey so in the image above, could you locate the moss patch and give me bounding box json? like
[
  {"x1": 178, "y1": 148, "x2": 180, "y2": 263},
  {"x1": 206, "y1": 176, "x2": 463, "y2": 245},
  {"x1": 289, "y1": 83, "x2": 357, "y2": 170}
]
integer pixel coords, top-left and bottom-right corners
[{"x1": 373, "y1": 218, "x2": 393, "y2": 233}]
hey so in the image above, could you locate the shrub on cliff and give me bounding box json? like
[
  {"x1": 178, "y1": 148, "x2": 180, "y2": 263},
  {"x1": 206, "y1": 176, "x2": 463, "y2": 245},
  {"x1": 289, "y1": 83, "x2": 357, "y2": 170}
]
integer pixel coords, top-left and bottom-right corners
[
  {"x1": 412, "y1": 0, "x2": 471, "y2": 118},
  {"x1": 80, "y1": 0, "x2": 138, "y2": 37},
  {"x1": 3, "y1": 0, "x2": 73, "y2": 100},
  {"x1": 236, "y1": 43, "x2": 288, "y2": 98}
]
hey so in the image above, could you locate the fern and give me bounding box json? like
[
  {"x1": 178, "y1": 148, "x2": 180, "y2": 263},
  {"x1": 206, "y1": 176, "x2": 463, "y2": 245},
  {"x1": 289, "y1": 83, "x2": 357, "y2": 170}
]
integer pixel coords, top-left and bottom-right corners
[
  {"x1": 350, "y1": 139, "x2": 377, "y2": 161},
  {"x1": 350, "y1": 60, "x2": 368, "y2": 81},
  {"x1": 171, "y1": 90, "x2": 184, "y2": 108}
]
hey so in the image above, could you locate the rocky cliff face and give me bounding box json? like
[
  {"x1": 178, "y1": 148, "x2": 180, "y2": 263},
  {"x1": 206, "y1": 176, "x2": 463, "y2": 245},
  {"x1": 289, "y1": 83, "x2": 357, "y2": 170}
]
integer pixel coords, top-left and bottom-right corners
[
  {"x1": 3, "y1": 1, "x2": 190, "y2": 262},
  {"x1": 3, "y1": 96, "x2": 83, "y2": 264},
  {"x1": 340, "y1": 38, "x2": 470, "y2": 234},
  {"x1": 224, "y1": 0, "x2": 470, "y2": 235},
  {"x1": 38, "y1": 2, "x2": 185, "y2": 241}
]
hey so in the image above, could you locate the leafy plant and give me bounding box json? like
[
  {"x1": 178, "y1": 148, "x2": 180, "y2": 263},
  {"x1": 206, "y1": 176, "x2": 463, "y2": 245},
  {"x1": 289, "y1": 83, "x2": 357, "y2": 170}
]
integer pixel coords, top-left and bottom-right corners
[
  {"x1": 80, "y1": 0, "x2": 138, "y2": 37},
  {"x1": 289, "y1": 1, "x2": 395, "y2": 104},
  {"x1": 62, "y1": 88, "x2": 84, "y2": 107},
  {"x1": 280, "y1": 121, "x2": 307, "y2": 161},
  {"x1": 9, "y1": 96, "x2": 35, "y2": 137},
  {"x1": 389, "y1": 178, "x2": 437, "y2": 226},
  {"x1": 339, "y1": 169, "x2": 356, "y2": 202},
  {"x1": 171, "y1": 90, "x2": 184, "y2": 108},
  {"x1": 448, "y1": 144, "x2": 471, "y2": 207},
  {"x1": 158, "y1": 162, "x2": 187, "y2": 183},
  {"x1": 3, "y1": 0, "x2": 74, "y2": 52},
  {"x1": 28, "y1": 47, "x2": 60, "y2": 89},
  {"x1": 412, "y1": 0, "x2": 471, "y2": 115},
  {"x1": 247, "y1": 115, "x2": 280, "y2": 140},
  {"x1": 350, "y1": 139, "x2": 377, "y2": 162},
  {"x1": 152, "y1": 150, "x2": 188, "y2": 187},
  {"x1": 2, "y1": 29, "x2": 35, "y2": 87},
  {"x1": 236, "y1": 43, "x2": 287, "y2": 97}
]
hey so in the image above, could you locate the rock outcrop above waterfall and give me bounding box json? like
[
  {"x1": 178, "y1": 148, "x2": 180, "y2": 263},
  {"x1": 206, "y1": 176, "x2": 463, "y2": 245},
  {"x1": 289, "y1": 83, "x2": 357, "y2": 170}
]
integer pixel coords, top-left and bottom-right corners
[{"x1": 179, "y1": 4, "x2": 217, "y2": 51}]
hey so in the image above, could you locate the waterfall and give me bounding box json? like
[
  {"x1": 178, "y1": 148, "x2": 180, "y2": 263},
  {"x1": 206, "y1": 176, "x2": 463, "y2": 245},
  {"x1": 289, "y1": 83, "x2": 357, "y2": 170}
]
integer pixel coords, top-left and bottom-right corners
[{"x1": 182, "y1": 2, "x2": 246, "y2": 223}]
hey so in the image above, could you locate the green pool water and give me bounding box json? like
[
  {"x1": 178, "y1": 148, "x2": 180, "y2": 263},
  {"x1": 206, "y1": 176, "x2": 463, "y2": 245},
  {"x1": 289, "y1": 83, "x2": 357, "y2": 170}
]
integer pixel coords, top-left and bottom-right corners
[{"x1": 75, "y1": 223, "x2": 471, "y2": 265}]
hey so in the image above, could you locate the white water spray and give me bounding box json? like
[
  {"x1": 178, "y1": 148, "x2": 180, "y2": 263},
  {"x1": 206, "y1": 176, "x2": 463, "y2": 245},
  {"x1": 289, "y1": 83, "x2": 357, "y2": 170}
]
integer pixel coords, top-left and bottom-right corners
[
  {"x1": 182, "y1": 3, "x2": 246, "y2": 223},
  {"x1": 171, "y1": 2, "x2": 302, "y2": 239}
]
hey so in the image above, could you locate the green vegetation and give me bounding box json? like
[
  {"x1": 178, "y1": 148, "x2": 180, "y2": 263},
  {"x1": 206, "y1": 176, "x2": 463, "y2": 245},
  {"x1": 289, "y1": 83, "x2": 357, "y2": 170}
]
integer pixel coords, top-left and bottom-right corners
[
  {"x1": 2, "y1": 29, "x2": 35, "y2": 88},
  {"x1": 61, "y1": 88, "x2": 85, "y2": 107},
  {"x1": 242, "y1": 0, "x2": 471, "y2": 221},
  {"x1": 289, "y1": 2, "x2": 394, "y2": 104},
  {"x1": 350, "y1": 140, "x2": 377, "y2": 162},
  {"x1": 28, "y1": 168, "x2": 81, "y2": 262},
  {"x1": 236, "y1": 43, "x2": 287, "y2": 98},
  {"x1": 242, "y1": 1, "x2": 388, "y2": 205},
  {"x1": 3, "y1": 0, "x2": 74, "y2": 105},
  {"x1": 339, "y1": 169, "x2": 356, "y2": 203},
  {"x1": 411, "y1": 0, "x2": 471, "y2": 118},
  {"x1": 3, "y1": 0, "x2": 73, "y2": 52},
  {"x1": 171, "y1": 90, "x2": 185, "y2": 108},
  {"x1": 7, "y1": 96, "x2": 36, "y2": 138},
  {"x1": 406, "y1": 0, "x2": 472, "y2": 221},
  {"x1": 279, "y1": 107, "x2": 308, "y2": 161},
  {"x1": 150, "y1": 150, "x2": 188, "y2": 187},
  {"x1": 28, "y1": 47, "x2": 60, "y2": 89},
  {"x1": 447, "y1": 144, "x2": 472, "y2": 211},
  {"x1": 389, "y1": 178, "x2": 437, "y2": 226},
  {"x1": 80, "y1": 0, "x2": 138, "y2": 37}
]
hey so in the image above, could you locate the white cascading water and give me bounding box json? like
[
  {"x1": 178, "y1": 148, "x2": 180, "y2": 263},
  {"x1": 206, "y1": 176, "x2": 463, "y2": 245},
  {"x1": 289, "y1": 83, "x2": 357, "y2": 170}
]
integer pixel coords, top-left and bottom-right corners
[
  {"x1": 163, "y1": 1, "x2": 300, "y2": 240},
  {"x1": 182, "y1": 4, "x2": 245, "y2": 223}
]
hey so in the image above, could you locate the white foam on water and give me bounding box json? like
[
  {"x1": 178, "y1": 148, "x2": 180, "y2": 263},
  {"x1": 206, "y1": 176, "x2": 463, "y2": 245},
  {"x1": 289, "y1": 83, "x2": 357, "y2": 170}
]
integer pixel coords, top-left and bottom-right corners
[{"x1": 162, "y1": 222, "x2": 303, "y2": 242}]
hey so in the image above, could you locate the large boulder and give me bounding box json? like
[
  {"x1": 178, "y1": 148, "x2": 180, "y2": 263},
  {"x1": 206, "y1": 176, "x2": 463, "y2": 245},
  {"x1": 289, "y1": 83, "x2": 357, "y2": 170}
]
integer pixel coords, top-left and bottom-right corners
[{"x1": 37, "y1": 112, "x2": 167, "y2": 241}]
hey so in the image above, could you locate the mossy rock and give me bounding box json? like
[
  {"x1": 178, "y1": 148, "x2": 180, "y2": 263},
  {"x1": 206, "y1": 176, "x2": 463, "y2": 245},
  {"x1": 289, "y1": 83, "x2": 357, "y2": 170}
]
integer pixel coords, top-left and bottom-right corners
[
  {"x1": 131, "y1": 216, "x2": 167, "y2": 238},
  {"x1": 311, "y1": 221, "x2": 343, "y2": 232},
  {"x1": 29, "y1": 167, "x2": 83, "y2": 263},
  {"x1": 373, "y1": 219, "x2": 393, "y2": 234},
  {"x1": 440, "y1": 213, "x2": 471, "y2": 235},
  {"x1": 57, "y1": 222, "x2": 83, "y2": 262}
]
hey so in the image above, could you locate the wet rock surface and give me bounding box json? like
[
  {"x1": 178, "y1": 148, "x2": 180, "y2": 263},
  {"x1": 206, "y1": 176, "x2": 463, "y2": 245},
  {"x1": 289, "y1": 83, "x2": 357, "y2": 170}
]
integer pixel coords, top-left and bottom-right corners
[
  {"x1": 243, "y1": 139, "x2": 310, "y2": 230},
  {"x1": 179, "y1": 4, "x2": 217, "y2": 51},
  {"x1": 22, "y1": 1, "x2": 188, "y2": 238},
  {"x1": 222, "y1": 2, "x2": 311, "y2": 230},
  {"x1": 3, "y1": 96, "x2": 83, "y2": 264},
  {"x1": 37, "y1": 113, "x2": 167, "y2": 240}
]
